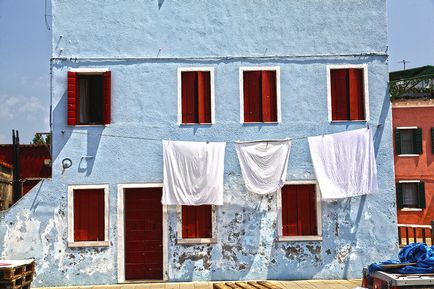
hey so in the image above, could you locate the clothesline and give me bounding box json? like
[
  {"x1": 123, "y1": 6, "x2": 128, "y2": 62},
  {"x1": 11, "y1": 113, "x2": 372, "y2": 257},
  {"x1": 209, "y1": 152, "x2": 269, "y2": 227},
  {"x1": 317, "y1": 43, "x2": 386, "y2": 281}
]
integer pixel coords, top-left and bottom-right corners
[
  {"x1": 161, "y1": 128, "x2": 378, "y2": 203},
  {"x1": 62, "y1": 122, "x2": 382, "y2": 143}
]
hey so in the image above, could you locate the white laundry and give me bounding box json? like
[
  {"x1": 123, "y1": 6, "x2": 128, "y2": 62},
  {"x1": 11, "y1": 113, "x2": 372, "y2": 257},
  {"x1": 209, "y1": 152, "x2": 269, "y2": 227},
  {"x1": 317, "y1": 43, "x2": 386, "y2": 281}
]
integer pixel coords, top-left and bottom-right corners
[
  {"x1": 162, "y1": 140, "x2": 226, "y2": 205},
  {"x1": 308, "y1": 128, "x2": 378, "y2": 199},
  {"x1": 235, "y1": 140, "x2": 291, "y2": 194}
]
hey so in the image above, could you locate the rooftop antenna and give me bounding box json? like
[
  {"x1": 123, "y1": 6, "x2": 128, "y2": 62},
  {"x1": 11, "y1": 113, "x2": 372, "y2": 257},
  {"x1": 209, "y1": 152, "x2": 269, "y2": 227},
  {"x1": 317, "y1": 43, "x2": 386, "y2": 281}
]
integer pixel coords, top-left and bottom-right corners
[{"x1": 398, "y1": 59, "x2": 410, "y2": 70}]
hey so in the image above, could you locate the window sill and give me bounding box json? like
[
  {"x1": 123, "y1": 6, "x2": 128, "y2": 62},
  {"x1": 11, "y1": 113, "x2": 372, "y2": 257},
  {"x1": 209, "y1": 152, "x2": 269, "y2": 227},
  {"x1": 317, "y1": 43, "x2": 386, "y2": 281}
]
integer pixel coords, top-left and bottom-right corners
[
  {"x1": 73, "y1": 124, "x2": 109, "y2": 127},
  {"x1": 329, "y1": 120, "x2": 367, "y2": 123},
  {"x1": 278, "y1": 236, "x2": 322, "y2": 242},
  {"x1": 68, "y1": 241, "x2": 110, "y2": 248},
  {"x1": 179, "y1": 123, "x2": 213, "y2": 126},
  {"x1": 177, "y1": 238, "x2": 216, "y2": 245},
  {"x1": 242, "y1": 121, "x2": 280, "y2": 124},
  {"x1": 398, "y1": 154, "x2": 421, "y2": 157},
  {"x1": 401, "y1": 208, "x2": 423, "y2": 212}
]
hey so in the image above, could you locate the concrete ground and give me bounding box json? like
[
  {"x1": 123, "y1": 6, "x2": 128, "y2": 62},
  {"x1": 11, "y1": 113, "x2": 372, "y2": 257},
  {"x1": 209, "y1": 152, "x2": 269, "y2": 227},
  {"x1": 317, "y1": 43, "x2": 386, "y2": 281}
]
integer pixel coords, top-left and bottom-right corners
[{"x1": 39, "y1": 279, "x2": 363, "y2": 289}]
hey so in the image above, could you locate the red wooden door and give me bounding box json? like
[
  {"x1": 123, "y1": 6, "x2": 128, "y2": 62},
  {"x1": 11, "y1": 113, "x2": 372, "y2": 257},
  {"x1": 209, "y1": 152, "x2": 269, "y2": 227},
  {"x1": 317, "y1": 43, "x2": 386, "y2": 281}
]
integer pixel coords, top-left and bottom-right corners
[{"x1": 124, "y1": 187, "x2": 163, "y2": 280}]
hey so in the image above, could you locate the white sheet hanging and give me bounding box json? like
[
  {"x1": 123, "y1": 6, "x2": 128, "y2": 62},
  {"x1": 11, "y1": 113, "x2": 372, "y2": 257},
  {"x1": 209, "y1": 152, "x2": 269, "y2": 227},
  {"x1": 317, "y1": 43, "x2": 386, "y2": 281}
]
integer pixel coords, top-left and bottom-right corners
[
  {"x1": 162, "y1": 140, "x2": 226, "y2": 205},
  {"x1": 235, "y1": 139, "x2": 291, "y2": 194},
  {"x1": 308, "y1": 128, "x2": 378, "y2": 199}
]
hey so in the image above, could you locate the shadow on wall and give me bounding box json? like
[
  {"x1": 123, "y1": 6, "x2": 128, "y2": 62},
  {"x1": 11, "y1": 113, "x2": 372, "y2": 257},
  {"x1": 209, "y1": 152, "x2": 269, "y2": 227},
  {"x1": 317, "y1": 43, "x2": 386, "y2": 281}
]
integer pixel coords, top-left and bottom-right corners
[
  {"x1": 373, "y1": 89, "x2": 391, "y2": 157},
  {"x1": 52, "y1": 92, "x2": 103, "y2": 177},
  {"x1": 77, "y1": 129, "x2": 102, "y2": 176}
]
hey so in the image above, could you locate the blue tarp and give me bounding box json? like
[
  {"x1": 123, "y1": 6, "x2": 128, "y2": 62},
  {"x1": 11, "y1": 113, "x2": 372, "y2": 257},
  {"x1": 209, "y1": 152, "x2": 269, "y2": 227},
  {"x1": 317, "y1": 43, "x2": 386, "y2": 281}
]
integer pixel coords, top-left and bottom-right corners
[{"x1": 369, "y1": 243, "x2": 434, "y2": 274}]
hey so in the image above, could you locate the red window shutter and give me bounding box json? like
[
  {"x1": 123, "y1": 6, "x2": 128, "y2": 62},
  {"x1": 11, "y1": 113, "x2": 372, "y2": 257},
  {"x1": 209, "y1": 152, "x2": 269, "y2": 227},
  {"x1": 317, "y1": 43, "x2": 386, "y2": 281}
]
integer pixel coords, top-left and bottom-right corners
[
  {"x1": 181, "y1": 72, "x2": 198, "y2": 123},
  {"x1": 243, "y1": 71, "x2": 262, "y2": 122},
  {"x1": 331, "y1": 69, "x2": 349, "y2": 121},
  {"x1": 282, "y1": 185, "x2": 317, "y2": 236},
  {"x1": 182, "y1": 205, "x2": 212, "y2": 238},
  {"x1": 296, "y1": 185, "x2": 317, "y2": 235},
  {"x1": 74, "y1": 189, "x2": 105, "y2": 241},
  {"x1": 103, "y1": 71, "x2": 112, "y2": 125},
  {"x1": 196, "y1": 205, "x2": 212, "y2": 238},
  {"x1": 282, "y1": 185, "x2": 298, "y2": 236},
  {"x1": 182, "y1": 205, "x2": 196, "y2": 238},
  {"x1": 97, "y1": 188, "x2": 105, "y2": 240},
  {"x1": 348, "y1": 69, "x2": 365, "y2": 120},
  {"x1": 197, "y1": 71, "x2": 211, "y2": 124},
  {"x1": 261, "y1": 71, "x2": 277, "y2": 122},
  {"x1": 281, "y1": 186, "x2": 289, "y2": 236},
  {"x1": 67, "y1": 71, "x2": 77, "y2": 125},
  {"x1": 74, "y1": 190, "x2": 85, "y2": 241}
]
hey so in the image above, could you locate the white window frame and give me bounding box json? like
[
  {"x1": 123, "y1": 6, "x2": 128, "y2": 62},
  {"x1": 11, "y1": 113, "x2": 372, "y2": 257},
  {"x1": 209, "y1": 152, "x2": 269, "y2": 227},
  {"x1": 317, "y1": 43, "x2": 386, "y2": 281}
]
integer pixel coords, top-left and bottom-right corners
[
  {"x1": 67, "y1": 184, "x2": 110, "y2": 248},
  {"x1": 68, "y1": 67, "x2": 111, "y2": 127},
  {"x1": 177, "y1": 67, "x2": 215, "y2": 125},
  {"x1": 239, "y1": 66, "x2": 281, "y2": 124},
  {"x1": 396, "y1": 126, "x2": 421, "y2": 157},
  {"x1": 277, "y1": 180, "x2": 322, "y2": 242},
  {"x1": 398, "y1": 180, "x2": 422, "y2": 211},
  {"x1": 176, "y1": 205, "x2": 217, "y2": 244},
  {"x1": 326, "y1": 64, "x2": 370, "y2": 122},
  {"x1": 117, "y1": 183, "x2": 168, "y2": 283}
]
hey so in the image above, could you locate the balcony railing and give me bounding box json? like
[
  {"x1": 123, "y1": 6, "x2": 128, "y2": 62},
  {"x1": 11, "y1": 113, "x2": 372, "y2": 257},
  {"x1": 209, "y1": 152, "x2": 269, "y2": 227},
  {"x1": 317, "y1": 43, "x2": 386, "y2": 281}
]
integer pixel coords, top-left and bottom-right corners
[{"x1": 398, "y1": 222, "x2": 434, "y2": 247}]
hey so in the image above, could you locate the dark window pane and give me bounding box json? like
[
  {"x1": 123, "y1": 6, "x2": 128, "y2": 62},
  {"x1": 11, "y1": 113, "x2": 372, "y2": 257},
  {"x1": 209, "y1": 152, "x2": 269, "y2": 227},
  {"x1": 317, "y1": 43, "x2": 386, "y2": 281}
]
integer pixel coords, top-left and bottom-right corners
[
  {"x1": 77, "y1": 75, "x2": 104, "y2": 125},
  {"x1": 402, "y1": 183, "x2": 418, "y2": 208},
  {"x1": 400, "y1": 129, "x2": 415, "y2": 154}
]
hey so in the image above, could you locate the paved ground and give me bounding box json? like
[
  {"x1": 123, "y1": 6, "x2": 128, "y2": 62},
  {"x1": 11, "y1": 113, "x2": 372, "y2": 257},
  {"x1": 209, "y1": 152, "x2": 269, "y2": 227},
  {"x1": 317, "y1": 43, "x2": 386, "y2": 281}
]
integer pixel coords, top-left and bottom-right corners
[{"x1": 39, "y1": 279, "x2": 363, "y2": 289}]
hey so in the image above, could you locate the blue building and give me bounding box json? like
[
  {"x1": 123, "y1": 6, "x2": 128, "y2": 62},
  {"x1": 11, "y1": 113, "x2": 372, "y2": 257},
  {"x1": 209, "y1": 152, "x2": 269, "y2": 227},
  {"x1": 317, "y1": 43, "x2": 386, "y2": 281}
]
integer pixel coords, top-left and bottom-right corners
[{"x1": 0, "y1": 0, "x2": 397, "y2": 286}]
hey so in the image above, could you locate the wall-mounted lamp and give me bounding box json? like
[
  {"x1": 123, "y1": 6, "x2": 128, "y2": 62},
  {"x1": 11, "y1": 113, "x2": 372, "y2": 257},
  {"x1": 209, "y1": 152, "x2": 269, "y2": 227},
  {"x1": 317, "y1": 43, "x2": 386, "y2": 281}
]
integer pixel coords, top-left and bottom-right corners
[{"x1": 62, "y1": 158, "x2": 72, "y2": 169}]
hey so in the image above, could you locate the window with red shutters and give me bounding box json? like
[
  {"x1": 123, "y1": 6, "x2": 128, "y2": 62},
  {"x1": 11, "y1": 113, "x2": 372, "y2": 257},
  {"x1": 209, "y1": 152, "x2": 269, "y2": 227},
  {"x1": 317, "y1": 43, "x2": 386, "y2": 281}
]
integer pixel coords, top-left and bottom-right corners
[
  {"x1": 73, "y1": 188, "x2": 105, "y2": 242},
  {"x1": 330, "y1": 68, "x2": 365, "y2": 121},
  {"x1": 281, "y1": 184, "x2": 318, "y2": 237},
  {"x1": 180, "y1": 70, "x2": 212, "y2": 124},
  {"x1": 181, "y1": 205, "x2": 212, "y2": 239},
  {"x1": 67, "y1": 71, "x2": 111, "y2": 125},
  {"x1": 243, "y1": 70, "x2": 278, "y2": 123}
]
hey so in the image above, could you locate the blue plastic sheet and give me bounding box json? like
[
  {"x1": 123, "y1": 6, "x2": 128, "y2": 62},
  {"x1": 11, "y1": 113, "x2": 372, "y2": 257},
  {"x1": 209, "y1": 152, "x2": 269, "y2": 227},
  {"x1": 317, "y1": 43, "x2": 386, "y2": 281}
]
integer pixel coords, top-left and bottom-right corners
[{"x1": 369, "y1": 243, "x2": 434, "y2": 274}]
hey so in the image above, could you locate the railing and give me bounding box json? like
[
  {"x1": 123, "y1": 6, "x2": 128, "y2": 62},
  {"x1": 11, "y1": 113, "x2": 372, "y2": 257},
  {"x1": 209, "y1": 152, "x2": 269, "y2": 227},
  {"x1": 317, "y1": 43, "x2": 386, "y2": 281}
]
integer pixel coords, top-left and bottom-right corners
[{"x1": 398, "y1": 222, "x2": 434, "y2": 247}]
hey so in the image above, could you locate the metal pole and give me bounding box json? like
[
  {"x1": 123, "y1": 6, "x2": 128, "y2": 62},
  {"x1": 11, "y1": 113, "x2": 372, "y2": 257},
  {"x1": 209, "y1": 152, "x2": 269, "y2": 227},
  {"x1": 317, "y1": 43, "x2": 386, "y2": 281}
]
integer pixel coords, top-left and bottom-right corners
[{"x1": 12, "y1": 130, "x2": 21, "y2": 203}]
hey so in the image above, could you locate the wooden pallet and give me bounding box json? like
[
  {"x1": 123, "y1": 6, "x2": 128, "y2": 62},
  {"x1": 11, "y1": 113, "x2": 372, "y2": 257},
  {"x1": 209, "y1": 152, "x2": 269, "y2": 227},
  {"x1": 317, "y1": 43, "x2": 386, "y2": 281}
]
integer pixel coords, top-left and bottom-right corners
[
  {"x1": 0, "y1": 271, "x2": 34, "y2": 289},
  {"x1": 0, "y1": 260, "x2": 35, "y2": 289},
  {"x1": 0, "y1": 279, "x2": 32, "y2": 289},
  {"x1": 0, "y1": 261, "x2": 35, "y2": 281},
  {"x1": 213, "y1": 281, "x2": 282, "y2": 289}
]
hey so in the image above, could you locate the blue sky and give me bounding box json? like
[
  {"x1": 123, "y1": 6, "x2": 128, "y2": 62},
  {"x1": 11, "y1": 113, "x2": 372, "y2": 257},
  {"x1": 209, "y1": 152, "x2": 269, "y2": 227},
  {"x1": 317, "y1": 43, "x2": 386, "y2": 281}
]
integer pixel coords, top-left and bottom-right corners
[{"x1": 0, "y1": 0, "x2": 433, "y2": 143}]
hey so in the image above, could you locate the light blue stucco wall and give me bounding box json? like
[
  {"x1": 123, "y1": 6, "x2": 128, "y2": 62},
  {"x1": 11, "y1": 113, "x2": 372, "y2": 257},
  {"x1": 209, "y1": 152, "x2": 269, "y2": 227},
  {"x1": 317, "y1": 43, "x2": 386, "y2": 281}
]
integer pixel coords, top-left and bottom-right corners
[{"x1": 0, "y1": 0, "x2": 397, "y2": 287}]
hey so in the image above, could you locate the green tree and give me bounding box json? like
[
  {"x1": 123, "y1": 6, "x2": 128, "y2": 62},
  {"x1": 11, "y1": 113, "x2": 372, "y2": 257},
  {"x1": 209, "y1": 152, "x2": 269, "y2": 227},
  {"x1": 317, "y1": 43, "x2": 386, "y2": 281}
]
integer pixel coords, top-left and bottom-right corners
[{"x1": 31, "y1": 133, "x2": 51, "y2": 145}]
